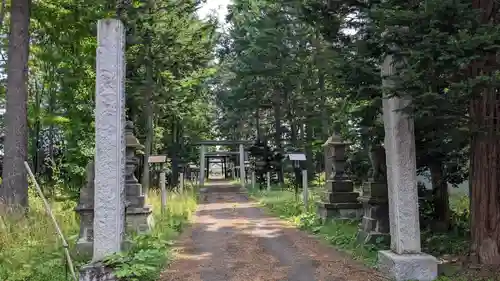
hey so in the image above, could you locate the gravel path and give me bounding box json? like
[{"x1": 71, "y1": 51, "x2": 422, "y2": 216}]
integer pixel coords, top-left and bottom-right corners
[{"x1": 159, "y1": 181, "x2": 387, "y2": 281}]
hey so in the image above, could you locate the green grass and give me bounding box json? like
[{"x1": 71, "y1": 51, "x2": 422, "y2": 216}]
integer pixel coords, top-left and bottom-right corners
[
  {"x1": 249, "y1": 185, "x2": 498, "y2": 280},
  {"x1": 247, "y1": 186, "x2": 381, "y2": 266},
  {"x1": 103, "y1": 186, "x2": 197, "y2": 281},
  {"x1": 248, "y1": 185, "x2": 472, "y2": 269},
  {"x1": 0, "y1": 184, "x2": 198, "y2": 281},
  {"x1": 0, "y1": 189, "x2": 81, "y2": 281}
]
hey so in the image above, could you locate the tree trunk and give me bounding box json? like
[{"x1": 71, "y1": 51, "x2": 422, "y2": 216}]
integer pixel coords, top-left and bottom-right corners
[
  {"x1": 141, "y1": 21, "x2": 154, "y2": 194},
  {"x1": 469, "y1": 88, "x2": 500, "y2": 264},
  {"x1": 32, "y1": 79, "x2": 41, "y2": 176},
  {"x1": 429, "y1": 161, "x2": 450, "y2": 231},
  {"x1": 171, "y1": 119, "x2": 180, "y2": 187},
  {"x1": 47, "y1": 74, "x2": 56, "y2": 184},
  {"x1": 305, "y1": 120, "x2": 314, "y2": 180},
  {"x1": 319, "y1": 70, "x2": 328, "y2": 137},
  {"x1": 272, "y1": 89, "x2": 284, "y2": 184},
  {"x1": 468, "y1": 0, "x2": 500, "y2": 265},
  {"x1": 318, "y1": 70, "x2": 329, "y2": 173},
  {"x1": 141, "y1": 100, "x2": 153, "y2": 193},
  {"x1": 290, "y1": 121, "x2": 301, "y2": 186},
  {"x1": 0, "y1": 0, "x2": 30, "y2": 209},
  {"x1": 255, "y1": 107, "x2": 260, "y2": 140}
]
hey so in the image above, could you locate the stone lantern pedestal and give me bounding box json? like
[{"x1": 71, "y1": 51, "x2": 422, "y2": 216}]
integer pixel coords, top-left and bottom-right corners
[
  {"x1": 356, "y1": 144, "x2": 390, "y2": 245},
  {"x1": 75, "y1": 160, "x2": 95, "y2": 257},
  {"x1": 322, "y1": 140, "x2": 333, "y2": 181},
  {"x1": 357, "y1": 180, "x2": 390, "y2": 244},
  {"x1": 125, "y1": 121, "x2": 153, "y2": 234},
  {"x1": 317, "y1": 134, "x2": 362, "y2": 221}
]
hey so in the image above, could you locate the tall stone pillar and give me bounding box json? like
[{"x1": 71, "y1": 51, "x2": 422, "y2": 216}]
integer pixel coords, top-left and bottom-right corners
[
  {"x1": 378, "y1": 53, "x2": 437, "y2": 281},
  {"x1": 80, "y1": 19, "x2": 126, "y2": 281},
  {"x1": 92, "y1": 19, "x2": 126, "y2": 261},
  {"x1": 317, "y1": 134, "x2": 362, "y2": 220},
  {"x1": 199, "y1": 145, "x2": 205, "y2": 186},
  {"x1": 124, "y1": 121, "x2": 153, "y2": 234}
]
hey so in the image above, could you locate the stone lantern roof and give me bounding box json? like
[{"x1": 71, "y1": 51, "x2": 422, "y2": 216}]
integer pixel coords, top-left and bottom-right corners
[{"x1": 323, "y1": 133, "x2": 352, "y2": 146}]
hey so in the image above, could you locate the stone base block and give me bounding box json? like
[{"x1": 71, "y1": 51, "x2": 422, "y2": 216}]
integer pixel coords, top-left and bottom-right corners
[
  {"x1": 325, "y1": 180, "x2": 354, "y2": 192},
  {"x1": 362, "y1": 181, "x2": 388, "y2": 198},
  {"x1": 126, "y1": 182, "x2": 142, "y2": 196},
  {"x1": 126, "y1": 207, "x2": 153, "y2": 234},
  {"x1": 356, "y1": 230, "x2": 390, "y2": 245},
  {"x1": 79, "y1": 262, "x2": 117, "y2": 281},
  {"x1": 317, "y1": 201, "x2": 363, "y2": 221},
  {"x1": 127, "y1": 196, "x2": 146, "y2": 208},
  {"x1": 324, "y1": 191, "x2": 360, "y2": 203},
  {"x1": 378, "y1": 250, "x2": 438, "y2": 281},
  {"x1": 75, "y1": 240, "x2": 93, "y2": 258}
]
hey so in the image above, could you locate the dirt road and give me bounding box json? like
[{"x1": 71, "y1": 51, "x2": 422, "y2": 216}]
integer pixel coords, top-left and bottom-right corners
[{"x1": 159, "y1": 181, "x2": 387, "y2": 281}]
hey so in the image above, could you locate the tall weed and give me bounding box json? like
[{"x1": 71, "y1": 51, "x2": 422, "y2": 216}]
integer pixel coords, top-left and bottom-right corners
[
  {"x1": 0, "y1": 190, "x2": 80, "y2": 281},
  {"x1": 0, "y1": 185, "x2": 197, "y2": 281},
  {"x1": 103, "y1": 188, "x2": 197, "y2": 281}
]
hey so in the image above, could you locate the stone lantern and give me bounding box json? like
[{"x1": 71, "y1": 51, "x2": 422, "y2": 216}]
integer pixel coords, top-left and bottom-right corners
[
  {"x1": 317, "y1": 133, "x2": 362, "y2": 221},
  {"x1": 356, "y1": 143, "x2": 390, "y2": 245},
  {"x1": 125, "y1": 121, "x2": 153, "y2": 234}
]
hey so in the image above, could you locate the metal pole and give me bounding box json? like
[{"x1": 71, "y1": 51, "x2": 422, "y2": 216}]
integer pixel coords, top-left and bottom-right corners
[{"x1": 24, "y1": 162, "x2": 77, "y2": 281}]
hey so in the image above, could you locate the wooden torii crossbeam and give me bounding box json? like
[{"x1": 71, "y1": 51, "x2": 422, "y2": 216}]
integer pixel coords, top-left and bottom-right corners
[
  {"x1": 205, "y1": 151, "x2": 240, "y2": 156},
  {"x1": 193, "y1": 140, "x2": 252, "y2": 146}
]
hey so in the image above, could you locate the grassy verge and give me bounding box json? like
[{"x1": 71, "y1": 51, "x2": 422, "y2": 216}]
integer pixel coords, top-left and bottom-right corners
[
  {"x1": 247, "y1": 186, "x2": 471, "y2": 271},
  {"x1": 250, "y1": 186, "x2": 500, "y2": 280},
  {"x1": 0, "y1": 185, "x2": 197, "y2": 281},
  {"x1": 247, "y1": 187, "x2": 380, "y2": 266},
  {"x1": 103, "y1": 186, "x2": 197, "y2": 281},
  {"x1": 0, "y1": 190, "x2": 81, "y2": 281}
]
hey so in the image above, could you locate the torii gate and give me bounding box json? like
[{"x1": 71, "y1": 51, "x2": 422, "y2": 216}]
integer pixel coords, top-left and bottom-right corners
[
  {"x1": 204, "y1": 151, "x2": 239, "y2": 179},
  {"x1": 194, "y1": 140, "x2": 252, "y2": 188}
]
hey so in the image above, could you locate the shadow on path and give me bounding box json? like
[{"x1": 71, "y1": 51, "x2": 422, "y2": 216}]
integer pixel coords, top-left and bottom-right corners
[{"x1": 159, "y1": 181, "x2": 387, "y2": 281}]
